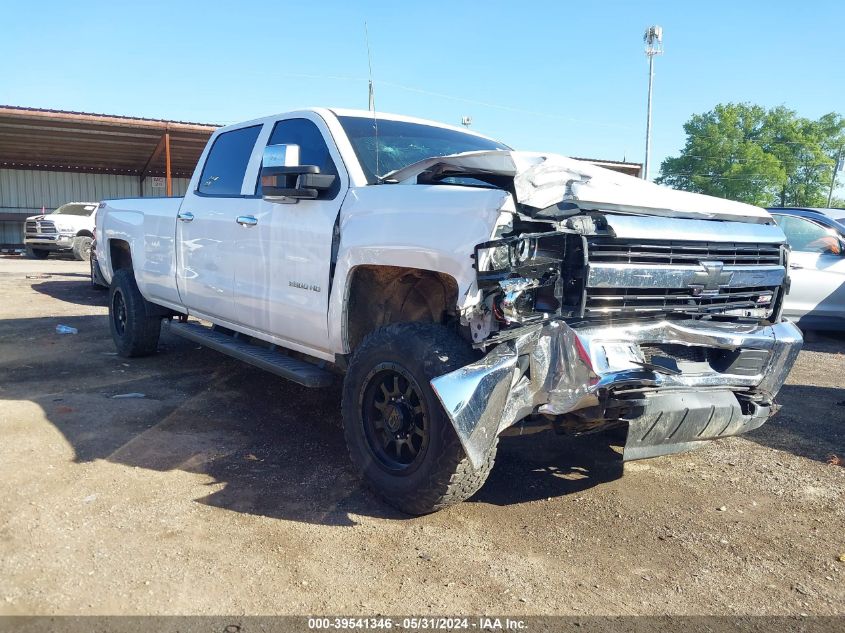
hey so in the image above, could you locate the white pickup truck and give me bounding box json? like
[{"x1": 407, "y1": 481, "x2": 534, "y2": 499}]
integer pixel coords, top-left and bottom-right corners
[
  {"x1": 96, "y1": 108, "x2": 802, "y2": 514},
  {"x1": 26, "y1": 202, "x2": 98, "y2": 260}
]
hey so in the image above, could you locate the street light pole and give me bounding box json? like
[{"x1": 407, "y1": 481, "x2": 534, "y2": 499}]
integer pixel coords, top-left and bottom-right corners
[
  {"x1": 643, "y1": 26, "x2": 664, "y2": 181},
  {"x1": 828, "y1": 147, "x2": 842, "y2": 208}
]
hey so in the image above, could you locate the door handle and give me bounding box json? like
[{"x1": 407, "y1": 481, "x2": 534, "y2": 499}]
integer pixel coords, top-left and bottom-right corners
[
  {"x1": 789, "y1": 263, "x2": 803, "y2": 270},
  {"x1": 177, "y1": 211, "x2": 194, "y2": 222},
  {"x1": 236, "y1": 215, "x2": 258, "y2": 227}
]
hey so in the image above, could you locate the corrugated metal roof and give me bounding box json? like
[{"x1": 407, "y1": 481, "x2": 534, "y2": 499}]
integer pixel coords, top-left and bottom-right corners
[
  {"x1": 573, "y1": 156, "x2": 643, "y2": 168},
  {"x1": 573, "y1": 156, "x2": 642, "y2": 177},
  {"x1": 0, "y1": 105, "x2": 218, "y2": 177},
  {"x1": 0, "y1": 104, "x2": 219, "y2": 128}
]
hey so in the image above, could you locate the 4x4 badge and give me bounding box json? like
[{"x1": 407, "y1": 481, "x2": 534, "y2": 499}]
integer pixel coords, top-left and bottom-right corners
[{"x1": 689, "y1": 260, "x2": 733, "y2": 296}]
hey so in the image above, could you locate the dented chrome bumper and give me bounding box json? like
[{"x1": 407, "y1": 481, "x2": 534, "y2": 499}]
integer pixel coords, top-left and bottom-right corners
[{"x1": 431, "y1": 319, "x2": 802, "y2": 468}]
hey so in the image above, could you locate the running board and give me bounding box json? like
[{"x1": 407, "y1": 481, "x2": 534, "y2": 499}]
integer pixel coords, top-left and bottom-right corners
[{"x1": 167, "y1": 321, "x2": 334, "y2": 388}]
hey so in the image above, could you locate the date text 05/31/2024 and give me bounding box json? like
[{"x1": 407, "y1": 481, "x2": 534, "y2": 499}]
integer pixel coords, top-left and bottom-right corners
[{"x1": 307, "y1": 617, "x2": 527, "y2": 630}]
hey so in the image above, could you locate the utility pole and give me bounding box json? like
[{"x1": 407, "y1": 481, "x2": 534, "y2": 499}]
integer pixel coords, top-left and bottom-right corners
[
  {"x1": 828, "y1": 147, "x2": 842, "y2": 208},
  {"x1": 643, "y1": 25, "x2": 664, "y2": 181}
]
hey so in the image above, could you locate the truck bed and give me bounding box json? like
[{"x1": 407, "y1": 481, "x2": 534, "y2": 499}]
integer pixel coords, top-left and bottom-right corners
[{"x1": 97, "y1": 196, "x2": 184, "y2": 307}]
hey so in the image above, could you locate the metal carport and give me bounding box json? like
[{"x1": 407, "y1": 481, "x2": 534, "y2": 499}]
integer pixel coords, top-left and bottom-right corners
[{"x1": 0, "y1": 106, "x2": 217, "y2": 247}]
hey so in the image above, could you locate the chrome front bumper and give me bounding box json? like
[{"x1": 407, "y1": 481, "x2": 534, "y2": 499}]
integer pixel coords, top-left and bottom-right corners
[
  {"x1": 25, "y1": 235, "x2": 74, "y2": 249},
  {"x1": 431, "y1": 319, "x2": 803, "y2": 468}
]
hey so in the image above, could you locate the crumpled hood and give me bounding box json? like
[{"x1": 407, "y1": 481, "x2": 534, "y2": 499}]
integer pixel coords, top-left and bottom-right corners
[{"x1": 386, "y1": 150, "x2": 771, "y2": 223}]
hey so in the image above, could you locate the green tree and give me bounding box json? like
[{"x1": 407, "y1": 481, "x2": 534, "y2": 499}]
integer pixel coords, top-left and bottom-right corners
[{"x1": 657, "y1": 103, "x2": 845, "y2": 207}]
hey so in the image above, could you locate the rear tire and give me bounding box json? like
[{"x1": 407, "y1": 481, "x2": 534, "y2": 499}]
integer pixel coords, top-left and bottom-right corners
[
  {"x1": 342, "y1": 323, "x2": 497, "y2": 515},
  {"x1": 26, "y1": 247, "x2": 49, "y2": 260},
  {"x1": 109, "y1": 269, "x2": 162, "y2": 357},
  {"x1": 72, "y1": 236, "x2": 93, "y2": 261}
]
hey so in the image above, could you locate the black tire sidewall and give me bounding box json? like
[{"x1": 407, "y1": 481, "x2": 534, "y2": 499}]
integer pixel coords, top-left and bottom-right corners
[
  {"x1": 342, "y1": 323, "x2": 477, "y2": 507},
  {"x1": 108, "y1": 269, "x2": 160, "y2": 357}
]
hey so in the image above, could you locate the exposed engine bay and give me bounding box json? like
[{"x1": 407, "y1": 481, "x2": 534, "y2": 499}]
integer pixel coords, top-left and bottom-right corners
[
  {"x1": 461, "y1": 215, "x2": 803, "y2": 480},
  {"x1": 433, "y1": 207, "x2": 800, "y2": 468},
  {"x1": 465, "y1": 210, "x2": 788, "y2": 346}
]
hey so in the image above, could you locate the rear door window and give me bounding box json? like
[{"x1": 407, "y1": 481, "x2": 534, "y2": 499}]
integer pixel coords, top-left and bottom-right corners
[{"x1": 198, "y1": 125, "x2": 262, "y2": 196}]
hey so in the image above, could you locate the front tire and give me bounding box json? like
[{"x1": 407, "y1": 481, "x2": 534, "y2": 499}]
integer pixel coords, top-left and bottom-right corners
[
  {"x1": 342, "y1": 323, "x2": 497, "y2": 515},
  {"x1": 72, "y1": 236, "x2": 93, "y2": 261},
  {"x1": 108, "y1": 269, "x2": 162, "y2": 357}
]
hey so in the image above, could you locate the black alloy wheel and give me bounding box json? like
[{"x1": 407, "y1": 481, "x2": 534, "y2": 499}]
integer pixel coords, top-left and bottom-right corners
[
  {"x1": 112, "y1": 288, "x2": 128, "y2": 337},
  {"x1": 360, "y1": 364, "x2": 429, "y2": 474}
]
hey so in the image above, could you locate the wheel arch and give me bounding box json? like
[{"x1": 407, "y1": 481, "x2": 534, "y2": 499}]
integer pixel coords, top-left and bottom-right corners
[
  {"x1": 108, "y1": 238, "x2": 133, "y2": 273},
  {"x1": 342, "y1": 264, "x2": 460, "y2": 353}
]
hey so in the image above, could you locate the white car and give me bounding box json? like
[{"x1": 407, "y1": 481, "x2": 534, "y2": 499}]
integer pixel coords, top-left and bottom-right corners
[
  {"x1": 25, "y1": 202, "x2": 98, "y2": 260},
  {"x1": 768, "y1": 207, "x2": 845, "y2": 330},
  {"x1": 95, "y1": 108, "x2": 801, "y2": 514}
]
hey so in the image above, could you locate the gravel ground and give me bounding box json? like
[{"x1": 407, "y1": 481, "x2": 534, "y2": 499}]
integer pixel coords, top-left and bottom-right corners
[{"x1": 0, "y1": 256, "x2": 842, "y2": 616}]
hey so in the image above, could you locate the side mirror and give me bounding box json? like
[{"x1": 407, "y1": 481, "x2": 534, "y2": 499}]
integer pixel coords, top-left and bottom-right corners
[{"x1": 260, "y1": 143, "x2": 336, "y2": 201}]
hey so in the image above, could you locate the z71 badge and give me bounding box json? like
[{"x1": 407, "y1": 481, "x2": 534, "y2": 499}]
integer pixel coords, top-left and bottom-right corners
[{"x1": 289, "y1": 281, "x2": 321, "y2": 292}]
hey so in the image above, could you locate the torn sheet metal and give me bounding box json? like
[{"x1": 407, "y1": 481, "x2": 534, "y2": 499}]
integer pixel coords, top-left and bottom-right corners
[
  {"x1": 386, "y1": 150, "x2": 771, "y2": 223},
  {"x1": 430, "y1": 318, "x2": 802, "y2": 469},
  {"x1": 427, "y1": 343, "x2": 521, "y2": 468}
]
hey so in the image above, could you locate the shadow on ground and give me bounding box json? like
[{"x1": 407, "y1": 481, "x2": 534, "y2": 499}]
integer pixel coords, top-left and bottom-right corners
[
  {"x1": 751, "y1": 382, "x2": 845, "y2": 462},
  {"x1": 1, "y1": 274, "x2": 625, "y2": 526},
  {"x1": 6, "y1": 275, "x2": 841, "y2": 526},
  {"x1": 745, "y1": 331, "x2": 845, "y2": 463},
  {"x1": 30, "y1": 277, "x2": 108, "y2": 307}
]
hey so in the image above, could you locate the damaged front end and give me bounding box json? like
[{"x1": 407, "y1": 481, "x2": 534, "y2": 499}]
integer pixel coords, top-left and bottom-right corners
[
  {"x1": 389, "y1": 149, "x2": 803, "y2": 468},
  {"x1": 430, "y1": 208, "x2": 802, "y2": 469},
  {"x1": 432, "y1": 317, "x2": 801, "y2": 468}
]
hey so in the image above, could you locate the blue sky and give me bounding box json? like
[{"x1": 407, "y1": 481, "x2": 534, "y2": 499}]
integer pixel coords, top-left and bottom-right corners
[{"x1": 1, "y1": 0, "x2": 842, "y2": 179}]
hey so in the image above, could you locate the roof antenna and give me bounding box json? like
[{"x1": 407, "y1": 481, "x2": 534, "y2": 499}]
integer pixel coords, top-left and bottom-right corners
[{"x1": 365, "y1": 21, "x2": 381, "y2": 181}]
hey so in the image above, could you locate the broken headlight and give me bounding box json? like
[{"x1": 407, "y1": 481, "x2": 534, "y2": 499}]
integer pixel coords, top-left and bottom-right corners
[{"x1": 473, "y1": 232, "x2": 584, "y2": 325}]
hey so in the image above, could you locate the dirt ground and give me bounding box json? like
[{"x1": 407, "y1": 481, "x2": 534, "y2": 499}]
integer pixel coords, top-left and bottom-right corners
[{"x1": 0, "y1": 256, "x2": 842, "y2": 616}]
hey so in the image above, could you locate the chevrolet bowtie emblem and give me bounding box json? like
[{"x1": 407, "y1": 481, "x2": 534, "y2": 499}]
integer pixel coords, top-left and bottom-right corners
[{"x1": 689, "y1": 260, "x2": 733, "y2": 296}]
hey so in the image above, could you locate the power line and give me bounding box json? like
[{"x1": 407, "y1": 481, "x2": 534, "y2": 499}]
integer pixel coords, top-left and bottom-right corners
[
  {"x1": 243, "y1": 70, "x2": 638, "y2": 132},
  {"x1": 661, "y1": 173, "x2": 841, "y2": 183},
  {"x1": 680, "y1": 155, "x2": 838, "y2": 166},
  {"x1": 663, "y1": 174, "x2": 775, "y2": 181},
  {"x1": 375, "y1": 80, "x2": 637, "y2": 131}
]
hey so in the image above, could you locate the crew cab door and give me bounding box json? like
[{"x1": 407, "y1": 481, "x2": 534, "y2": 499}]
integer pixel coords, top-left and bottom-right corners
[
  {"x1": 233, "y1": 115, "x2": 348, "y2": 353},
  {"x1": 773, "y1": 213, "x2": 845, "y2": 321},
  {"x1": 176, "y1": 124, "x2": 264, "y2": 323}
]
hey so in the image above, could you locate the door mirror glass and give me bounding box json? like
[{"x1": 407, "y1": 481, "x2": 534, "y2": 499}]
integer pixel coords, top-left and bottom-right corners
[
  {"x1": 261, "y1": 143, "x2": 336, "y2": 202},
  {"x1": 263, "y1": 143, "x2": 300, "y2": 169}
]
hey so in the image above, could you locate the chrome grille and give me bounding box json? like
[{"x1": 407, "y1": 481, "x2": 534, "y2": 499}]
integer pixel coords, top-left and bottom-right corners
[
  {"x1": 38, "y1": 220, "x2": 57, "y2": 234},
  {"x1": 584, "y1": 286, "x2": 776, "y2": 317},
  {"x1": 580, "y1": 234, "x2": 785, "y2": 321},
  {"x1": 586, "y1": 238, "x2": 782, "y2": 266},
  {"x1": 25, "y1": 221, "x2": 37, "y2": 234}
]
